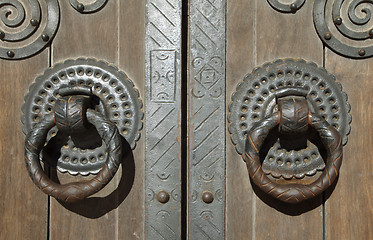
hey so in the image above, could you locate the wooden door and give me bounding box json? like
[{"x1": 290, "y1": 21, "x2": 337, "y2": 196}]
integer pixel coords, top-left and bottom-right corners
[
  {"x1": 0, "y1": 1, "x2": 146, "y2": 239},
  {"x1": 226, "y1": 1, "x2": 373, "y2": 239},
  {"x1": 1, "y1": 1, "x2": 372, "y2": 240}
]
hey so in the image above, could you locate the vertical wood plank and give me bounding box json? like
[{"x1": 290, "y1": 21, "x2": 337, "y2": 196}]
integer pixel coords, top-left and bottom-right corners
[
  {"x1": 226, "y1": 0, "x2": 255, "y2": 238},
  {"x1": 0, "y1": 53, "x2": 49, "y2": 240},
  {"x1": 254, "y1": 1, "x2": 324, "y2": 239},
  {"x1": 226, "y1": 0, "x2": 324, "y2": 239},
  {"x1": 49, "y1": 1, "x2": 119, "y2": 239},
  {"x1": 117, "y1": 0, "x2": 146, "y2": 239},
  {"x1": 325, "y1": 50, "x2": 373, "y2": 240}
]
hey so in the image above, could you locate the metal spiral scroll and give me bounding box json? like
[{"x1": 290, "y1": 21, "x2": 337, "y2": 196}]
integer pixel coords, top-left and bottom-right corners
[
  {"x1": 267, "y1": 0, "x2": 306, "y2": 13},
  {"x1": 69, "y1": 0, "x2": 108, "y2": 13},
  {"x1": 314, "y1": 0, "x2": 373, "y2": 58},
  {"x1": 0, "y1": 0, "x2": 59, "y2": 59}
]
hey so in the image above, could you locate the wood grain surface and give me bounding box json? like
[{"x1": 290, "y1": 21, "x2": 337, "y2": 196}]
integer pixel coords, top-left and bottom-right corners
[
  {"x1": 0, "y1": 52, "x2": 49, "y2": 240},
  {"x1": 325, "y1": 50, "x2": 373, "y2": 240},
  {"x1": 226, "y1": 0, "x2": 324, "y2": 239}
]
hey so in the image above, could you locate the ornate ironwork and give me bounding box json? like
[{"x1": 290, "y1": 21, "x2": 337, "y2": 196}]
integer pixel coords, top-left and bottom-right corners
[
  {"x1": 69, "y1": 0, "x2": 108, "y2": 13},
  {"x1": 189, "y1": 0, "x2": 225, "y2": 238},
  {"x1": 267, "y1": 0, "x2": 373, "y2": 58},
  {"x1": 267, "y1": 0, "x2": 306, "y2": 13},
  {"x1": 145, "y1": 0, "x2": 182, "y2": 238},
  {"x1": 314, "y1": 0, "x2": 373, "y2": 58},
  {"x1": 22, "y1": 58, "x2": 143, "y2": 175},
  {"x1": 228, "y1": 59, "x2": 351, "y2": 179},
  {"x1": 25, "y1": 107, "x2": 122, "y2": 202},
  {"x1": 244, "y1": 111, "x2": 343, "y2": 203},
  {"x1": 0, "y1": 0, "x2": 60, "y2": 59}
]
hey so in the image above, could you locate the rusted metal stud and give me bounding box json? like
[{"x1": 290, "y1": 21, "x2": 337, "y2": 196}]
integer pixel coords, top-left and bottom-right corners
[
  {"x1": 7, "y1": 50, "x2": 15, "y2": 58},
  {"x1": 334, "y1": 17, "x2": 342, "y2": 25},
  {"x1": 324, "y1": 32, "x2": 331, "y2": 40},
  {"x1": 289, "y1": 3, "x2": 297, "y2": 12},
  {"x1": 157, "y1": 191, "x2": 170, "y2": 204},
  {"x1": 41, "y1": 34, "x2": 50, "y2": 42},
  {"x1": 202, "y1": 191, "x2": 214, "y2": 204},
  {"x1": 77, "y1": 3, "x2": 85, "y2": 12},
  {"x1": 0, "y1": 31, "x2": 5, "y2": 40},
  {"x1": 30, "y1": 19, "x2": 39, "y2": 26},
  {"x1": 358, "y1": 49, "x2": 366, "y2": 56}
]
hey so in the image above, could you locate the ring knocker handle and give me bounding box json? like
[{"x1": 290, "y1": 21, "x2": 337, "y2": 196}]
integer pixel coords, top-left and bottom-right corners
[
  {"x1": 244, "y1": 88, "x2": 343, "y2": 203},
  {"x1": 24, "y1": 88, "x2": 122, "y2": 203}
]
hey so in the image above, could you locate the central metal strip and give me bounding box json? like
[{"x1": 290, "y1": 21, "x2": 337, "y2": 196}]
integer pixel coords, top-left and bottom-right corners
[
  {"x1": 189, "y1": 0, "x2": 226, "y2": 239},
  {"x1": 145, "y1": 0, "x2": 182, "y2": 238}
]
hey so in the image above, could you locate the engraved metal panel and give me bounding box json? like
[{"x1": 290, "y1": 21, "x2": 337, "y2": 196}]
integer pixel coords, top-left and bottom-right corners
[
  {"x1": 145, "y1": 0, "x2": 182, "y2": 239},
  {"x1": 189, "y1": 0, "x2": 226, "y2": 239}
]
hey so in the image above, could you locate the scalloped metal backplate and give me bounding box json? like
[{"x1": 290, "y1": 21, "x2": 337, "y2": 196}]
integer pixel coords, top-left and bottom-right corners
[
  {"x1": 22, "y1": 58, "x2": 143, "y2": 175},
  {"x1": 228, "y1": 59, "x2": 351, "y2": 179}
]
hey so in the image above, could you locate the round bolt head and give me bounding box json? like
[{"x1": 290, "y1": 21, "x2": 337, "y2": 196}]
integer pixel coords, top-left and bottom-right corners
[
  {"x1": 324, "y1": 32, "x2": 332, "y2": 40},
  {"x1": 41, "y1": 34, "x2": 50, "y2": 42},
  {"x1": 358, "y1": 49, "x2": 366, "y2": 56},
  {"x1": 77, "y1": 3, "x2": 85, "y2": 12},
  {"x1": 157, "y1": 191, "x2": 170, "y2": 204},
  {"x1": 334, "y1": 17, "x2": 342, "y2": 25},
  {"x1": 202, "y1": 191, "x2": 214, "y2": 204},
  {"x1": 290, "y1": 3, "x2": 297, "y2": 12},
  {"x1": 7, "y1": 50, "x2": 15, "y2": 58},
  {"x1": 30, "y1": 18, "x2": 39, "y2": 26}
]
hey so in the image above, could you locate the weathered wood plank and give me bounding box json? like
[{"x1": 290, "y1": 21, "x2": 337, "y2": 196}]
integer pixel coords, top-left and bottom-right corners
[
  {"x1": 227, "y1": 0, "x2": 324, "y2": 239},
  {"x1": 226, "y1": 0, "x2": 255, "y2": 238},
  {"x1": 0, "y1": 52, "x2": 49, "y2": 239},
  {"x1": 49, "y1": 1, "x2": 119, "y2": 239},
  {"x1": 117, "y1": 0, "x2": 146, "y2": 239},
  {"x1": 254, "y1": 1, "x2": 323, "y2": 239},
  {"x1": 325, "y1": 50, "x2": 373, "y2": 240}
]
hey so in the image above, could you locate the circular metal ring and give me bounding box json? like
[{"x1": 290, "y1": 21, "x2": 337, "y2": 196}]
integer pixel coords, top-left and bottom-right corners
[
  {"x1": 24, "y1": 109, "x2": 122, "y2": 202},
  {"x1": 244, "y1": 112, "x2": 343, "y2": 203}
]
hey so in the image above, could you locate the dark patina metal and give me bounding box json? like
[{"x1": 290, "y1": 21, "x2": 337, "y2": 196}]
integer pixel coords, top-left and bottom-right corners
[
  {"x1": 0, "y1": 0, "x2": 60, "y2": 60},
  {"x1": 228, "y1": 59, "x2": 351, "y2": 179},
  {"x1": 157, "y1": 191, "x2": 170, "y2": 204},
  {"x1": 202, "y1": 191, "x2": 214, "y2": 204},
  {"x1": 25, "y1": 109, "x2": 122, "y2": 203},
  {"x1": 313, "y1": 0, "x2": 373, "y2": 58},
  {"x1": 244, "y1": 111, "x2": 343, "y2": 203},
  {"x1": 267, "y1": 0, "x2": 305, "y2": 13},
  {"x1": 69, "y1": 0, "x2": 108, "y2": 13},
  {"x1": 22, "y1": 58, "x2": 143, "y2": 175}
]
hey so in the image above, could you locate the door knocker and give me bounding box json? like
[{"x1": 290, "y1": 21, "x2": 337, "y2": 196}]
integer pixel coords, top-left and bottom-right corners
[
  {"x1": 22, "y1": 58, "x2": 143, "y2": 202},
  {"x1": 228, "y1": 59, "x2": 351, "y2": 203}
]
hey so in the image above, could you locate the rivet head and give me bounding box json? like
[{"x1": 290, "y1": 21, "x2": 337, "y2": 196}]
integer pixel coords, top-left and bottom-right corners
[
  {"x1": 289, "y1": 3, "x2": 297, "y2": 12},
  {"x1": 0, "y1": 31, "x2": 5, "y2": 40},
  {"x1": 7, "y1": 50, "x2": 15, "y2": 58},
  {"x1": 324, "y1": 32, "x2": 331, "y2": 40},
  {"x1": 369, "y1": 29, "x2": 373, "y2": 38},
  {"x1": 77, "y1": 3, "x2": 85, "y2": 12},
  {"x1": 41, "y1": 34, "x2": 49, "y2": 42},
  {"x1": 202, "y1": 191, "x2": 214, "y2": 204},
  {"x1": 30, "y1": 18, "x2": 39, "y2": 26},
  {"x1": 157, "y1": 191, "x2": 170, "y2": 204},
  {"x1": 334, "y1": 17, "x2": 342, "y2": 25},
  {"x1": 358, "y1": 49, "x2": 366, "y2": 56}
]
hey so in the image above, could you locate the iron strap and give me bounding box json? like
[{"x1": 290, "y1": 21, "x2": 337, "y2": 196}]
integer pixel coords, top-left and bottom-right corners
[
  {"x1": 145, "y1": 0, "x2": 182, "y2": 239},
  {"x1": 189, "y1": 0, "x2": 226, "y2": 239}
]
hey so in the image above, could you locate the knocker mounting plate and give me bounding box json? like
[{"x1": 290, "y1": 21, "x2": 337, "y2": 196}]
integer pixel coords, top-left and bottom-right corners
[
  {"x1": 228, "y1": 59, "x2": 351, "y2": 179},
  {"x1": 22, "y1": 58, "x2": 143, "y2": 175}
]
